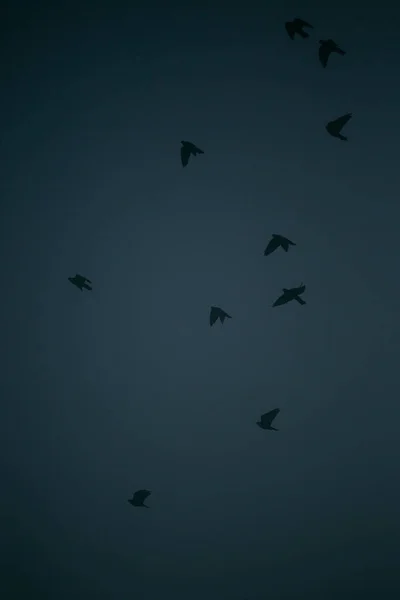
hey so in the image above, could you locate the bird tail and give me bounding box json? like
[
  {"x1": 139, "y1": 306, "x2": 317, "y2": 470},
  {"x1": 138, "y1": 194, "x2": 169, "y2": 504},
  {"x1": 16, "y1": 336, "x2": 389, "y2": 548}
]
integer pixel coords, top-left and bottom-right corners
[
  {"x1": 337, "y1": 49, "x2": 346, "y2": 55},
  {"x1": 338, "y1": 134, "x2": 347, "y2": 141},
  {"x1": 270, "y1": 427, "x2": 279, "y2": 431},
  {"x1": 294, "y1": 296, "x2": 306, "y2": 305}
]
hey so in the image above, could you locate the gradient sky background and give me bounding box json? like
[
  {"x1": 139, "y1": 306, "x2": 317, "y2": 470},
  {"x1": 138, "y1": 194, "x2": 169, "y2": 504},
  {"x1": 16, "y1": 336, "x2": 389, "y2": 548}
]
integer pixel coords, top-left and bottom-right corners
[{"x1": 2, "y1": 1, "x2": 400, "y2": 598}]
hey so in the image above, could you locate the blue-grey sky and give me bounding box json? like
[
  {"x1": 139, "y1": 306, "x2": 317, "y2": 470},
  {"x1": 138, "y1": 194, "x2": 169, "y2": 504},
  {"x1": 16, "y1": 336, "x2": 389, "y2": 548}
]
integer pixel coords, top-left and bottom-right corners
[{"x1": 2, "y1": 1, "x2": 400, "y2": 598}]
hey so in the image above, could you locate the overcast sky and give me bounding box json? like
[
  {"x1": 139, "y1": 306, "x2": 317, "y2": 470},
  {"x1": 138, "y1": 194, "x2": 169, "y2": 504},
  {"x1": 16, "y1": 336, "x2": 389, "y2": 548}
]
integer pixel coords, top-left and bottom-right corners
[{"x1": 1, "y1": 1, "x2": 400, "y2": 598}]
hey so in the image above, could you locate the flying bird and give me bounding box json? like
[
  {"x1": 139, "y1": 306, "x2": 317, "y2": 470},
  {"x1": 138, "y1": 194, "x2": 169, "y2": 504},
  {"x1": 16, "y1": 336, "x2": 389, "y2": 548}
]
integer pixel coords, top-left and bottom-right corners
[
  {"x1": 273, "y1": 283, "x2": 306, "y2": 307},
  {"x1": 326, "y1": 113, "x2": 352, "y2": 141},
  {"x1": 285, "y1": 18, "x2": 313, "y2": 40},
  {"x1": 257, "y1": 408, "x2": 280, "y2": 431},
  {"x1": 181, "y1": 140, "x2": 204, "y2": 167},
  {"x1": 68, "y1": 274, "x2": 92, "y2": 291},
  {"x1": 264, "y1": 234, "x2": 296, "y2": 256},
  {"x1": 210, "y1": 306, "x2": 232, "y2": 326},
  {"x1": 318, "y1": 39, "x2": 346, "y2": 67},
  {"x1": 128, "y1": 489, "x2": 151, "y2": 508}
]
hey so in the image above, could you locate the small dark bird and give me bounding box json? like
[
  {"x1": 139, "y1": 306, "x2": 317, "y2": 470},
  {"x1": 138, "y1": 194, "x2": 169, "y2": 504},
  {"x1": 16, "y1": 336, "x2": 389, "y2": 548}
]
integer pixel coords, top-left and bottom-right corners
[
  {"x1": 273, "y1": 283, "x2": 306, "y2": 307},
  {"x1": 264, "y1": 234, "x2": 296, "y2": 256},
  {"x1": 257, "y1": 408, "x2": 280, "y2": 431},
  {"x1": 326, "y1": 113, "x2": 352, "y2": 141},
  {"x1": 210, "y1": 306, "x2": 232, "y2": 326},
  {"x1": 128, "y1": 489, "x2": 151, "y2": 508},
  {"x1": 181, "y1": 140, "x2": 204, "y2": 167},
  {"x1": 285, "y1": 18, "x2": 313, "y2": 40},
  {"x1": 318, "y1": 39, "x2": 346, "y2": 67},
  {"x1": 68, "y1": 274, "x2": 92, "y2": 291}
]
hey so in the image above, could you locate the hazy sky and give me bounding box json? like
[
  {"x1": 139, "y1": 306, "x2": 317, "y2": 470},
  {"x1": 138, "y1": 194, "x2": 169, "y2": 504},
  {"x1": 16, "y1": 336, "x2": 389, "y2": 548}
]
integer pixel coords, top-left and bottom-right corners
[{"x1": 2, "y1": 1, "x2": 400, "y2": 598}]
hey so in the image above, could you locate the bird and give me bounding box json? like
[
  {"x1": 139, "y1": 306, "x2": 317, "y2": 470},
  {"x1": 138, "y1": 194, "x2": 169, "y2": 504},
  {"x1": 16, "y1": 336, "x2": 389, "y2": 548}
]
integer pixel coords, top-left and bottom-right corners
[
  {"x1": 325, "y1": 113, "x2": 352, "y2": 141},
  {"x1": 128, "y1": 490, "x2": 151, "y2": 508},
  {"x1": 285, "y1": 18, "x2": 313, "y2": 40},
  {"x1": 180, "y1": 140, "x2": 204, "y2": 167},
  {"x1": 273, "y1": 283, "x2": 306, "y2": 307},
  {"x1": 210, "y1": 306, "x2": 232, "y2": 326},
  {"x1": 264, "y1": 234, "x2": 296, "y2": 256},
  {"x1": 68, "y1": 274, "x2": 92, "y2": 291},
  {"x1": 318, "y1": 39, "x2": 346, "y2": 67},
  {"x1": 256, "y1": 408, "x2": 280, "y2": 431}
]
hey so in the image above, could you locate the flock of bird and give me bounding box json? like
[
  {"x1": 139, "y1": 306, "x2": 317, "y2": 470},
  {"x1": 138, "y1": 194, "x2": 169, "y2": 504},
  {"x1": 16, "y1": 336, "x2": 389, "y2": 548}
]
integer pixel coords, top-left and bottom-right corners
[
  {"x1": 68, "y1": 17, "x2": 348, "y2": 509},
  {"x1": 286, "y1": 18, "x2": 352, "y2": 141}
]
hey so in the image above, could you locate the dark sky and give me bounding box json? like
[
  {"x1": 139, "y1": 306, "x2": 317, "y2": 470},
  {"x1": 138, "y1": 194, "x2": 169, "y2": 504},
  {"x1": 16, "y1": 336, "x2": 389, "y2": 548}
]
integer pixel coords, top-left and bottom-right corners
[{"x1": 2, "y1": 1, "x2": 400, "y2": 598}]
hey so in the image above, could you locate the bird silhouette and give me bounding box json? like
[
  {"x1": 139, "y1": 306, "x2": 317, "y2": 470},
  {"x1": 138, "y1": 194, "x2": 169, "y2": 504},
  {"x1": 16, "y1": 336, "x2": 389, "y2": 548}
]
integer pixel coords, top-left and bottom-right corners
[
  {"x1": 285, "y1": 18, "x2": 313, "y2": 40},
  {"x1": 264, "y1": 234, "x2": 296, "y2": 256},
  {"x1": 318, "y1": 39, "x2": 346, "y2": 67},
  {"x1": 68, "y1": 274, "x2": 92, "y2": 291},
  {"x1": 326, "y1": 113, "x2": 352, "y2": 141},
  {"x1": 273, "y1": 284, "x2": 306, "y2": 307},
  {"x1": 210, "y1": 306, "x2": 232, "y2": 326},
  {"x1": 181, "y1": 140, "x2": 204, "y2": 167},
  {"x1": 128, "y1": 490, "x2": 151, "y2": 508},
  {"x1": 256, "y1": 408, "x2": 280, "y2": 431}
]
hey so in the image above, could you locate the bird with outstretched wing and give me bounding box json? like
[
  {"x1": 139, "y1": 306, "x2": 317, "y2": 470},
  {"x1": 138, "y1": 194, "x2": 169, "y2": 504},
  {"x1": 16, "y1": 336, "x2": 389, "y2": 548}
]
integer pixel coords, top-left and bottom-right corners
[
  {"x1": 180, "y1": 140, "x2": 204, "y2": 167},
  {"x1": 257, "y1": 408, "x2": 280, "y2": 430},
  {"x1": 128, "y1": 489, "x2": 151, "y2": 507},
  {"x1": 264, "y1": 234, "x2": 296, "y2": 256},
  {"x1": 210, "y1": 306, "x2": 232, "y2": 326}
]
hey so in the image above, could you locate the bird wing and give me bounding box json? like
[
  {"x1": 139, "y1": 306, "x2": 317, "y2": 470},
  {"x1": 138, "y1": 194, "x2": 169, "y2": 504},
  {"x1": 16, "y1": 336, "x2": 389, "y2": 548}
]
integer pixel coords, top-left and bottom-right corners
[
  {"x1": 181, "y1": 145, "x2": 190, "y2": 167},
  {"x1": 273, "y1": 293, "x2": 289, "y2": 307},
  {"x1": 281, "y1": 239, "x2": 290, "y2": 252},
  {"x1": 333, "y1": 113, "x2": 352, "y2": 131},
  {"x1": 318, "y1": 45, "x2": 330, "y2": 67},
  {"x1": 264, "y1": 237, "x2": 280, "y2": 256},
  {"x1": 134, "y1": 489, "x2": 151, "y2": 502},
  {"x1": 193, "y1": 145, "x2": 204, "y2": 154},
  {"x1": 281, "y1": 236, "x2": 296, "y2": 250},
  {"x1": 210, "y1": 306, "x2": 220, "y2": 326},
  {"x1": 295, "y1": 18, "x2": 313, "y2": 28},
  {"x1": 284, "y1": 22, "x2": 295, "y2": 40},
  {"x1": 261, "y1": 408, "x2": 280, "y2": 426},
  {"x1": 220, "y1": 310, "x2": 232, "y2": 323}
]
